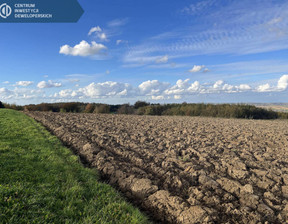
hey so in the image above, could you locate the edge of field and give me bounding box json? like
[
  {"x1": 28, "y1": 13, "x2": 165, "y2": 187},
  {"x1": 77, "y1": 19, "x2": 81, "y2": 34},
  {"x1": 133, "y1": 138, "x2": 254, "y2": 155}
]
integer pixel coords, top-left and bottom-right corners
[{"x1": 0, "y1": 109, "x2": 151, "y2": 224}]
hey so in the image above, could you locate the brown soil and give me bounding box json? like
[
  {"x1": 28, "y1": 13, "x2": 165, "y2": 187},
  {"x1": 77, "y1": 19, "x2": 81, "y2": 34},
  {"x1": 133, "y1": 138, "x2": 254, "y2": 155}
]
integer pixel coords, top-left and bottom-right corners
[{"x1": 26, "y1": 112, "x2": 288, "y2": 223}]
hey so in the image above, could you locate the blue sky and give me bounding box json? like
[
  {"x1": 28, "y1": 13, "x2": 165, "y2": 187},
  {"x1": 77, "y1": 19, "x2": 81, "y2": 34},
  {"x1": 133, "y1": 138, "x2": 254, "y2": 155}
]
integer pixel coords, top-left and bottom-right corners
[{"x1": 1, "y1": 0, "x2": 288, "y2": 105}]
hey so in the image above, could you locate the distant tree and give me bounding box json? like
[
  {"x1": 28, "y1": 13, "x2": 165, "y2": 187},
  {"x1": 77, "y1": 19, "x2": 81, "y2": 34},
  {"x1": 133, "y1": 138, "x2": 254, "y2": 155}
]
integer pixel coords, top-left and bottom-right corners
[
  {"x1": 62, "y1": 102, "x2": 79, "y2": 112},
  {"x1": 84, "y1": 103, "x2": 95, "y2": 113},
  {"x1": 60, "y1": 108, "x2": 66, "y2": 113},
  {"x1": 3, "y1": 103, "x2": 23, "y2": 111},
  {"x1": 144, "y1": 106, "x2": 154, "y2": 115},
  {"x1": 117, "y1": 104, "x2": 134, "y2": 114},
  {"x1": 94, "y1": 104, "x2": 110, "y2": 114},
  {"x1": 134, "y1": 101, "x2": 150, "y2": 109},
  {"x1": 0, "y1": 101, "x2": 4, "y2": 108},
  {"x1": 38, "y1": 103, "x2": 52, "y2": 111}
]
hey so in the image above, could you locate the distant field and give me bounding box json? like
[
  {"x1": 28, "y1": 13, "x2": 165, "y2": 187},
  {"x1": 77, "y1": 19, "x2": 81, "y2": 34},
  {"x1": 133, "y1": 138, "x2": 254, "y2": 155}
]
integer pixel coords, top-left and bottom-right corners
[
  {"x1": 0, "y1": 109, "x2": 150, "y2": 224},
  {"x1": 254, "y1": 103, "x2": 288, "y2": 112}
]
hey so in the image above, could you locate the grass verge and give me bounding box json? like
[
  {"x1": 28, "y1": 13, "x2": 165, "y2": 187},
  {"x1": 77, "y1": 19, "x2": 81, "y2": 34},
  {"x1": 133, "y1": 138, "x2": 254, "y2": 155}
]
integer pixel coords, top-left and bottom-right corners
[{"x1": 0, "y1": 109, "x2": 150, "y2": 224}]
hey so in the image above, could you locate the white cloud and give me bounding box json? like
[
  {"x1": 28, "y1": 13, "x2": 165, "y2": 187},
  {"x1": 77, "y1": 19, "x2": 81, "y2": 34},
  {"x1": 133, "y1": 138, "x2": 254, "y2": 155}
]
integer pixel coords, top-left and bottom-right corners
[
  {"x1": 188, "y1": 81, "x2": 201, "y2": 92},
  {"x1": 175, "y1": 79, "x2": 191, "y2": 89},
  {"x1": 237, "y1": 84, "x2": 251, "y2": 91},
  {"x1": 0, "y1": 87, "x2": 13, "y2": 99},
  {"x1": 164, "y1": 79, "x2": 201, "y2": 96},
  {"x1": 203, "y1": 68, "x2": 210, "y2": 73},
  {"x1": 189, "y1": 65, "x2": 205, "y2": 73},
  {"x1": 79, "y1": 81, "x2": 132, "y2": 98},
  {"x1": 37, "y1": 80, "x2": 62, "y2": 89},
  {"x1": 222, "y1": 84, "x2": 234, "y2": 92},
  {"x1": 88, "y1": 26, "x2": 102, "y2": 36},
  {"x1": 151, "y1": 95, "x2": 164, "y2": 100},
  {"x1": 108, "y1": 18, "x2": 128, "y2": 27},
  {"x1": 164, "y1": 79, "x2": 190, "y2": 95},
  {"x1": 0, "y1": 87, "x2": 43, "y2": 101},
  {"x1": 277, "y1": 74, "x2": 288, "y2": 90},
  {"x1": 155, "y1": 55, "x2": 168, "y2": 64},
  {"x1": 138, "y1": 80, "x2": 170, "y2": 95},
  {"x1": 59, "y1": 40, "x2": 107, "y2": 57},
  {"x1": 213, "y1": 80, "x2": 224, "y2": 89},
  {"x1": 123, "y1": 1, "x2": 288, "y2": 66},
  {"x1": 4, "y1": 75, "x2": 288, "y2": 103},
  {"x1": 117, "y1": 89, "x2": 128, "y2": 96},
  {"x1": 58, "y1": 89, "x2": 78, "y2": 98},
  {"x1": 15, "y1": 81, "x2": 33, "y2": 87},
  {"x1": 3, "y1": 81, "x2": 9, "y2": 84},
  {"x1": 123, "y1": 55, "x2": 163, "y2": 65},
  {"x1": 88, "y1": 26, "x2": 108, "y2": 41},
  {"x1": 98, "y1": 33, "x2": 108, "y2": 41},
  {"x1": 116, "y1": 40, "x2": 128, "y2": 45},
  {"x1": 67, "y1": 79, "x2": 80, "y2": 83},
  {"x1": 256, "y1": 83, "x2": 271, "y2": 92},
  {"x1": 181, "y1": 0, "x2": 215, "y2": 15},
  {"x1": 254, "y1": 75, "x2": 288, "y2": 92}
]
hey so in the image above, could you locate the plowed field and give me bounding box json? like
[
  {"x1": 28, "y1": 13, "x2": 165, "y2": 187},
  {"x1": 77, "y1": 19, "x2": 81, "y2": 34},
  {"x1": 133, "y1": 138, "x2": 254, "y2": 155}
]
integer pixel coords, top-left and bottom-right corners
[{"x1": 26, "y1": 112, "x2": 288, "y2": 223}]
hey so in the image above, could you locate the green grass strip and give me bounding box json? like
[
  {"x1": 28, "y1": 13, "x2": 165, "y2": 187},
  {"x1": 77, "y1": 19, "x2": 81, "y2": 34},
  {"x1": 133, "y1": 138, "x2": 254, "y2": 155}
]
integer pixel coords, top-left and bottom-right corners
[{"x1": 0, "y1": 109, "x2": 150, "y2": 224}]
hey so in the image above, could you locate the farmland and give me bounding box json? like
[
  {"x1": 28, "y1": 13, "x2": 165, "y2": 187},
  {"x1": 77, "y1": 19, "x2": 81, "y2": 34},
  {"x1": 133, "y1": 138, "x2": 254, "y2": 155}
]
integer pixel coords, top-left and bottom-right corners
[{"x1": 26, "y1": 111, "x2": 288, "y2": 223}]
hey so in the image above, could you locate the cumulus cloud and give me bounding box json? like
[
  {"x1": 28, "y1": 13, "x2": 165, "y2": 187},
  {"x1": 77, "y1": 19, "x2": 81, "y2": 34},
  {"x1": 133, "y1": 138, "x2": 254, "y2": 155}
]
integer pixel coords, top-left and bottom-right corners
[
  {"x1": 37, "y1": 80, "x2": 62, "y2": 89},
  {"x1": 151, "y1": 95, "x2": 165, "y2": 100},
  {"x1": 253, "y1": 75, "x2": 288, "y2": 92},
  {"x1": 188, "y1": 81, "x2": 201, "y2": 92},
  {"x1": 3, "y1": 81, "x2": 9, "y2": 84},
  {"x1": 59, "y1": 40, "x2": 107, "y2": 57},
  {"x1": 0, "y1": 87, "x2": 43, "y2": 101},
  {"x1": 79, "y1": 81, "x2": 132, "y2": 98},
  {"x1": 277, "y1": 74, "x2": 288, "y2": 90},
  {"x1": 189, "y1": 65, "x2": 205, "y2": 73},
  {"x1": 164, "y1": 79, "x2": 202, "y2": 96},
  {"x1": 138, "y1": 80, "x2": 170, "y2": 95},
  {"x1": 6, "y1": 75, "x2": 288, "y2": 103},
  {"x1": 222, "y1": 84, "x2": 234, "y2": 92},
  {"x1": 15, "y1": 81, "x2": 33, "y2": 87},
  {"x1": 88, "y1": 26, "x2": 102, "y2": 35},
  {"x1": 213, "y1": 80, "x2": 224, "y2": 89},
  {"x1": 210, "y1": 80, "x2": 245, "y2": 93},
  {"x1": 58, "y1": 89, "x2": 78, "y2": 98},
  {"x1": 164, "y1": 79, "x2": 190, "y2": 95},
  {"x1": 0, "y1": 87, "x2": 13, "y2": 99},
  {"x1": 237, "y1": 84, "x2": 251, "y2": 91},
  {"x1": 256, "y1": 83, "x2": 271, "y2": 92},
  {"x1": 155, "y1": 55, "x2": 168, "y2": 64}
]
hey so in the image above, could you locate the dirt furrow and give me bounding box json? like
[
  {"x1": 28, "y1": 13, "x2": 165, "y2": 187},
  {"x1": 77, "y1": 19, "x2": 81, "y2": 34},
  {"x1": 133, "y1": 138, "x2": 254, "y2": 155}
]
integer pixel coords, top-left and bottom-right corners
[{"x1": 26, "y1": 112, "x2": 288, "y2": 223}]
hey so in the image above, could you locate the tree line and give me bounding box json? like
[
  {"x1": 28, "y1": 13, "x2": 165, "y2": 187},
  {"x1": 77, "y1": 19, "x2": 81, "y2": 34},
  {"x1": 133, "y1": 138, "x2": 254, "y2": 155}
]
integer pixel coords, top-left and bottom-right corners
[{"x1": 1, "y1": 100, "x2": 287, "y2": 119}]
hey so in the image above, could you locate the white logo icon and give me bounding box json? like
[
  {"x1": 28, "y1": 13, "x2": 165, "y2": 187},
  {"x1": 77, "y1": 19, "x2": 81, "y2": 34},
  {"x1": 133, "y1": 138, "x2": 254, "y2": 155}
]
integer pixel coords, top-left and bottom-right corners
[{"x1": 0, "y1": 3, "x2": 12, "y2": 19}]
